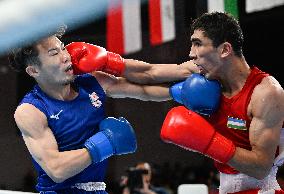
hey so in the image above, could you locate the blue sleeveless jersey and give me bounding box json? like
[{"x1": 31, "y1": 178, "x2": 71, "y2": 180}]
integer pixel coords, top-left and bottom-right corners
[{"x1": 19, "y1": 74, "x2": 108, "y2": 192}]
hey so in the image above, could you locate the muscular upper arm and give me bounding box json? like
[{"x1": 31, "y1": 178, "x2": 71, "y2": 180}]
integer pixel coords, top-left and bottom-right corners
[
  {"x1": 15, "y1": 103, "x2": 92, "y2": 182},
  {"x1": 249, "y1": 76, "x2": 284, "y2": 166},
  {"x1": 123, "y1": 59, "x2": 199, "y2": 84},
  {"x1": 92, "y1": 71, "x2": 171, "y2": 101},
  {"x1": 14, "y1": 103, "x2": 59, "y2": 175}
]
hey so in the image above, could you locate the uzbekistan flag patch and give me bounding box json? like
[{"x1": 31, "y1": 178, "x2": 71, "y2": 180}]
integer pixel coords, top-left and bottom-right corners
[{"x1": 227, "y1": 117, "x2": 247, "y2": 130}]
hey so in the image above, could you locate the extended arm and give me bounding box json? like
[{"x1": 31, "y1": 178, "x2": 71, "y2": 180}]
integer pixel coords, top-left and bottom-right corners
[
  {"x1": 66, "y1": 42, "x2": 199, "y2": 84},
  {"x1": 92, "y1": 71, "x2": 171, "y2": 102},
  {"x1": 123, "y1": 59, "x2": 198, "y2": 84}
]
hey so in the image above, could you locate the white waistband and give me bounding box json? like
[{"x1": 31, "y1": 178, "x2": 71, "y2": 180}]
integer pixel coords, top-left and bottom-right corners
[
  {"x1": 219, "y1": 129, "x2": 284, "y2": 194},
  {"x1": 219, "y1": 166, "x2": 280, "y2": 194},
  {"x1": 71, "y1": 182, "x2": 106, "y2": 191}
]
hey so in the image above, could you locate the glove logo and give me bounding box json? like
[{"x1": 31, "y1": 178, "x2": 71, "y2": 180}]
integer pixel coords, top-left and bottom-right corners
[{"x1": 89, "y1": 92, "x2": 102, "y2": 108}]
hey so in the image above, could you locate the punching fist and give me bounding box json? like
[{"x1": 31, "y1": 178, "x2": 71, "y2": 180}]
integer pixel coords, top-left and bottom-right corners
[
  {"x1": 160, "y1": 106, "x2": 235, "y2": 163},
  {"x1": 169, "y1": 81, "x2": 184, "y2": 104},
  {"x1": 170, "y1": 73, "x2": 221, "y2": 115},
  {"x1": 85, "y1": 117, "x2": 137, "y2": 163},
  {"x1": 66, "y1": 42, "x2": 125, "y2": 76},
  {"x1": 181, "y1": 73, "x2": 221, "y2": 115}
]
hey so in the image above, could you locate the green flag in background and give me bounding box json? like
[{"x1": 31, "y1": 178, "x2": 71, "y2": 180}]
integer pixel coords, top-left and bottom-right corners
[
  {"x1": 207, "y1": 0, "x2": 239, "y2": 19},
  {"x1": 246, "y1": 0, "x2": 284, "y2": 13}
]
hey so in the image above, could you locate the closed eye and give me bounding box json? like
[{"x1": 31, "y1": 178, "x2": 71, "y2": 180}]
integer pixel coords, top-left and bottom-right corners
[{"x1": 50, "y1": 51, "x2": 59, "y2": 56}]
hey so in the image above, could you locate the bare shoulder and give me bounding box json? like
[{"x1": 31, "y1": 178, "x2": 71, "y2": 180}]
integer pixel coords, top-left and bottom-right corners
[
  {"x1": 14, "y1": 103, "x2": 48, "y2": 136},
  {"x1": 255, "y1": 76, "x2": 283, "y2": 99},
  {"x1": 251, "y1": 76, "x2": 284, "y2": 121}
]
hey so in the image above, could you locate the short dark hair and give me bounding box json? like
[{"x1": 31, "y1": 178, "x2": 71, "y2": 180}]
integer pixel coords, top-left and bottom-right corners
[
  {"x1": 8, "y1": 25, "x2": 67, "y2": 72},
  {"x1": 191, "y1": 12, "x2": 244, "y2": 57}
]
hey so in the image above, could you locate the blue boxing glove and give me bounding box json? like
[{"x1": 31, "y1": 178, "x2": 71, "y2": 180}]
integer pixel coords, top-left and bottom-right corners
[
  {"x1": 84, "y1": 117, "x2": 137, "y2": 164},
  {"x1": 169, "y1": 81, "x2": 185, "y2": 104},
  {"x1": 181, "y1": 74, "x2": 221, "y2": 116}
]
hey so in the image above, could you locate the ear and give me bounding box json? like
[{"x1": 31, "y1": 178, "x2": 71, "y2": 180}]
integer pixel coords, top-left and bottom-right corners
[
  {"x1": 26, "y1": 65, "x2": 39, "y2": 78},
  {"x1": 219, "y1": 42, "x2": 233, "y2": 58}
]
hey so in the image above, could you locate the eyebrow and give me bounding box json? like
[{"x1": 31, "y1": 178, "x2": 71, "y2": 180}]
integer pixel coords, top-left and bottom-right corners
[
  {"x1": 191, "y1": 38, "x2": 201, "y2": 43},
  {"x1": 48, "y1": 42, "x2": 64, "y2": 53}
]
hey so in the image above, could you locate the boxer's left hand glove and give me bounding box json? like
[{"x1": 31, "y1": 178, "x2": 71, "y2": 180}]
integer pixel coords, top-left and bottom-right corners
[
  {"x1": 169, "y1": 81, "x2": 185, "y2": 104},
  {"x1": 160, "y1": 106, "x2": 236, "y2": 164},
  {"x1": 84, "y1": 117, "x2": 137, "y2": 164},
  {"x1": 66, "y1": 42, "x2": 125, "y2": 76},
  {"x1": 181, "y1": 74, "x2": 221, "y2": 115}
]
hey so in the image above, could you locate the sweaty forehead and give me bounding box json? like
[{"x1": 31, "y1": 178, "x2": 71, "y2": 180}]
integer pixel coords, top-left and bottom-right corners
[
  {"x1": 191, "y1": 29, "x2": 214, "y2": 45},
  {"x1": 37, "y1": 36, "x2": 62, "y2": 51},
  {"x1": 191, "y1": 29, "x2": 206, "y2": 40}
]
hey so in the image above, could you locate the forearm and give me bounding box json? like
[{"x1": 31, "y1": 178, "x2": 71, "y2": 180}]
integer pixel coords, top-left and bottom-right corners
[
  {"x1": 123, "y1": 59, "x2": 193, "y2": 84},
  {"x1": 228, "y1": 147, "x2": 274, "y2": 179},
  {"x1": 107, "y1": 80, "x2": 172, "y2": 102},
  {"x1": 140, "y1": 85, "x2": 172, "y2": 101},
  {"x1": 42, "y1": 148, "x2": 92, "y2": 183}
]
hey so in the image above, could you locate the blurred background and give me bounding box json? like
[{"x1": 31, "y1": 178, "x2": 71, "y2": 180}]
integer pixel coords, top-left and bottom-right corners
[{"x1": 0, "y1": 0, "x2": 284, "y2": 193}]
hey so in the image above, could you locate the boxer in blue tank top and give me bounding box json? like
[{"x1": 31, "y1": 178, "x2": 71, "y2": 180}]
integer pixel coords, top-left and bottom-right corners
[
  {"x1": 20, "y1": 74, "x2": 108, "y2": 193},
  {"x1": 9, "y1": 27, "x2": 179, "y2": 194}
]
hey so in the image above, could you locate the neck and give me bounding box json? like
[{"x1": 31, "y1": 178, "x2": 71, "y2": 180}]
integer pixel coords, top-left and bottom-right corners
[
  {"x1": 219, "y1": 56, "x2": 251, "y2": 98},
  {"x1": 38, "y1": 82, "x2": 77, "y2": 101}
]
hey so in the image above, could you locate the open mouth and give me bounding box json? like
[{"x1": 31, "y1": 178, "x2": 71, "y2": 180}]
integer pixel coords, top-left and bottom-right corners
[{"x1": 65, "y1": 64, "x2": 73, "y2": 72}]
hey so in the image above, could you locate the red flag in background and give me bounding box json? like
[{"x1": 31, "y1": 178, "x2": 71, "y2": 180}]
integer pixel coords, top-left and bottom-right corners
[
  {"x1": 106, "y1": 0, "x2": 142, "y2": 55},
  {"x1": 149, "y1": 0, "x2": 176, "y2": 46}
]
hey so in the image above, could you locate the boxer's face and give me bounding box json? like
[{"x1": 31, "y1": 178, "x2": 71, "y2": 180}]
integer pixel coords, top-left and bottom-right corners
[
  {"x1": 189, "y1": 30, "x2": 222, "y2": 80},
  {"x1": 30, "y1": 36, "x2": 75, "y2": 85}
]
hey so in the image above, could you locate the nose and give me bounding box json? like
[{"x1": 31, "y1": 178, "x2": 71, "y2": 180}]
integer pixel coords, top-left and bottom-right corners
[
  {"x1": 189, "y1": 45, "x2": 197, "y2": 59},
  {"x1": 62, "y1": 49, "x2": 71, "y2": 64},
  {"x1": 189, "y1": 47, "x2": 197, "y2": 60}
]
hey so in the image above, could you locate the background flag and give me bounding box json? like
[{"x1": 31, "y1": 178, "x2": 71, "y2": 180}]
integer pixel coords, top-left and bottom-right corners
[
  {"x1": 106, "y1": 0, "x2": 142, "y2": 55},
  {"x1": 149, "y1": 0, "x2": 176, "y2": 46},
  {"x1": 246, "y1": 0, "x2": 284, "y2": 13},
  {"x1": 207, "y1": 0, "x2": 239, "y2": 18}
]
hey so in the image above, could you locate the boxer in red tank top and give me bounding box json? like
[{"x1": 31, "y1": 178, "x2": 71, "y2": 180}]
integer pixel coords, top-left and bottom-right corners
[{"x1": 160, "y1": 12, "x2": 284, "y2": 194}]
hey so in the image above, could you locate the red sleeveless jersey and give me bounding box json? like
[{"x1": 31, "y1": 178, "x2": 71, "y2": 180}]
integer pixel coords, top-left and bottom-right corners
[{"x1": 206, "y1": 66, "x2": 270, "y2": 174}]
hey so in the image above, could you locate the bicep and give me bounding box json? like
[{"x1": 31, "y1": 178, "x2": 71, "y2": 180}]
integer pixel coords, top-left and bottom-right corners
[
  {"x1": 23, "y1": 126, "x2": 59, "y2": 165},
  {"x1": 249, "y1": 117, "x2": 281, "y2": 157},
  {"x1": 15, "y1": 104, "x2": 59, "y2": 167},
  {"x1": 249, "y1": 86, "x2": 284, "y2": 162}
]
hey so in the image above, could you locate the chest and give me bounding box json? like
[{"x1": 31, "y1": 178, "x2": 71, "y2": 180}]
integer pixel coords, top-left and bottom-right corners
[{"x1": 45, "y1": 89, "x2": 106, "y2": 150}]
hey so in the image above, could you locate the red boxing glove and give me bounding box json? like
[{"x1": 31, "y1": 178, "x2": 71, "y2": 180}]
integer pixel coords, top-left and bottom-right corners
[
  {"x1": 66, "y1": 42, "x2": 125, "y2": 76},
  {"x1": 160, "y1": 106, "x2": 236, "y2": 163}
]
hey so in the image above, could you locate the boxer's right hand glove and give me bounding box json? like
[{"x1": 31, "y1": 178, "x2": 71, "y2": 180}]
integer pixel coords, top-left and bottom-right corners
[
  {"x1": 84, "y1": 117, "x2": 137, "y2": 164},
  {"x1": 66, "y1": 42, "x2": 125, "y2": 76},
  {"x1": 160, "y1": 106, "x2": 236, "y2": 164},
  {"x1": 170, "y1": 73, "x2": 221, "y2": 116}
]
